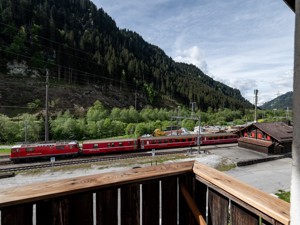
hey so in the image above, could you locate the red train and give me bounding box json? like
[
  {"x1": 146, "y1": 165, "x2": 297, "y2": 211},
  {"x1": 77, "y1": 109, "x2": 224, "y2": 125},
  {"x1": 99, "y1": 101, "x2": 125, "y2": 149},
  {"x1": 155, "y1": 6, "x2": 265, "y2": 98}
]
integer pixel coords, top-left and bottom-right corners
[
  {"x1": 10, "y1": 141, "x2": 80, "y2": 163},
  {"x1": 10, "y1": 133, "x2": 238, "y2": 162}
]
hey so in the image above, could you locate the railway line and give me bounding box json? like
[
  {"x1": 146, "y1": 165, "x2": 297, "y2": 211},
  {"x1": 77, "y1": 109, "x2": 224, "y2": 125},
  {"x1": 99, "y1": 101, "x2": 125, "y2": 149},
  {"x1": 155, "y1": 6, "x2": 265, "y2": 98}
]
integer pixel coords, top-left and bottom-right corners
[
  {"x1": 0, "y1": 147, "x2": 195, "y2": 173},
  {"x1": 0, "y1": 143, "x2": 238, "y2": 174}
]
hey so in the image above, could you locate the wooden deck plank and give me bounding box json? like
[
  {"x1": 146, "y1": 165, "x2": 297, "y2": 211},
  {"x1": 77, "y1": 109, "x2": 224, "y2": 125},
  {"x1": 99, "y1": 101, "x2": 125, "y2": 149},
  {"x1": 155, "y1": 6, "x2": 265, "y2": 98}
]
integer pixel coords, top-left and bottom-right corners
[
  {"x1": 0, "y1": 161, "x2": 194, "y2": 207},
  {"x1": 193, "y1": 161, "x2": 290, "y2": 225}
]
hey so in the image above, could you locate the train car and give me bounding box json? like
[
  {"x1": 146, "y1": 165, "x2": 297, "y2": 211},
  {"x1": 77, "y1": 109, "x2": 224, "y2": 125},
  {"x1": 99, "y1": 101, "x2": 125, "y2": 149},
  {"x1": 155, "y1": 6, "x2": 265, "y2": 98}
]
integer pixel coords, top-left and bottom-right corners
[
  {"x1": 81, "y1": 138, "x2": 138, "y2": 155},
  {"x1": 140, "y1": 132, "x2": 238, "y2": 150},
  {"x1": 10, "y1": 141, "x2": 79, "y2": 163},
  {"x1": 140, "y1": 135, "x2": 198, "y2": 150},
  {"x1": 201, "y1": 132, "x2": 238, "y2": 145}
]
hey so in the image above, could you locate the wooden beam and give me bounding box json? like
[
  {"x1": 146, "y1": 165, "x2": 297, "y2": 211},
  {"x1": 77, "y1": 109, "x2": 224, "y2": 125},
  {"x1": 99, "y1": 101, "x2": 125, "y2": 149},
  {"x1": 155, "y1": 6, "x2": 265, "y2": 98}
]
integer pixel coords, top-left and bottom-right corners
[{"x1": 180, "y1": 183, "x2": 207, "y2": 225}]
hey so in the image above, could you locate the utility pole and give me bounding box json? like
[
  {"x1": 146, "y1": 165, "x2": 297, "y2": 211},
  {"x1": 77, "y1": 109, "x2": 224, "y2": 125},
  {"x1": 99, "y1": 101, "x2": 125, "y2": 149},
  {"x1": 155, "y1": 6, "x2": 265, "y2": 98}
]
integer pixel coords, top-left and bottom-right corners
[
  {"x1": 197, "y1": 116, "x2": 201, "y2": 154},
  {"x1": 135, "y1": 90, "x2": 137, "y2": 110},
  {"x1": 45, "y1": 69, "x2": 49, "y2": 142},
  {"x1": 177, "y1": 106, "x2": 180, "y2": 134},
  {"x1": 190, "y1": 102, "x2": 196, "y2": 117},
  {"x1": 254, "y1": 89, "x2": 258, "y2": 122},
  {"x1": 24, "y1": 121, "x2": 28, "y2": 143}
]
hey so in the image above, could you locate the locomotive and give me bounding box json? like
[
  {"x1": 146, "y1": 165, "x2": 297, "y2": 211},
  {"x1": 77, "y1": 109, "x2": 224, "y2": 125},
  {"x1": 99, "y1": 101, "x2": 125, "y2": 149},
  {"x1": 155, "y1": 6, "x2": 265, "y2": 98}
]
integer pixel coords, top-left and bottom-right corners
[{"x1": 10, "y1": 133, "x2": 238, "y2": 162}]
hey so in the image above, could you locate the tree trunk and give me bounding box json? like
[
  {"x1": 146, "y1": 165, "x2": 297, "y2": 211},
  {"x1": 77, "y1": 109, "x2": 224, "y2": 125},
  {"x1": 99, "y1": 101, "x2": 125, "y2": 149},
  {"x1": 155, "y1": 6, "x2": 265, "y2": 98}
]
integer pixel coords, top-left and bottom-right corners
[{"x1": 291, "y1": 1, "x2": 300, "y2": 224}]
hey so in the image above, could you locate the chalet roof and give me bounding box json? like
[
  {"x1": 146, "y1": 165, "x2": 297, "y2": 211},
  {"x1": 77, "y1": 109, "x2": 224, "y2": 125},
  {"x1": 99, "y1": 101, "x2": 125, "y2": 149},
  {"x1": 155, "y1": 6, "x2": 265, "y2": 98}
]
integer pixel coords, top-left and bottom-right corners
[
  {"x1": 254, "y1": 122, "x2": 293, "y2": 143},
  {"x1": 239, "y1": 122, "x2": 293, "y2": 143}
]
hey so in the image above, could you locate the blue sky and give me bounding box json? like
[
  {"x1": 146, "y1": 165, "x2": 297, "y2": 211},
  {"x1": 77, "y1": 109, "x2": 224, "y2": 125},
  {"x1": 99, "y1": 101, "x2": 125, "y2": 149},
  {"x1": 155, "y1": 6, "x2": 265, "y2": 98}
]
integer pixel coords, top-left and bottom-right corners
[{"x1": 93, "y1": 0, "x2": 294, "y2": 105}]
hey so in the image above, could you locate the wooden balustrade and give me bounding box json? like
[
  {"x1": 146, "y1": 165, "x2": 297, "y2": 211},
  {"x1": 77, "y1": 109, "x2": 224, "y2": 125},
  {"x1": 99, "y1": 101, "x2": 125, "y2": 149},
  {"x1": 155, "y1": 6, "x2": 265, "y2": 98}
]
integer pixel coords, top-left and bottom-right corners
[{"x1": 0, "y1": 161, "x2": 290, "y2": 225}]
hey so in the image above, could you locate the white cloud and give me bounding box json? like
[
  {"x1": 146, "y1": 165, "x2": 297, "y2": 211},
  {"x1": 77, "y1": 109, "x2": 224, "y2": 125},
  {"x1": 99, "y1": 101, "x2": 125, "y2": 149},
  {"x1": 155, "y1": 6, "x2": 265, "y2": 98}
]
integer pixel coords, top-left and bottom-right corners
[
  {"x1": 173, "y1": 46, "x2": 208, "y2": 73},
  {"x1": 93, "y1": 0, "x2": 294, "y2": 103}
]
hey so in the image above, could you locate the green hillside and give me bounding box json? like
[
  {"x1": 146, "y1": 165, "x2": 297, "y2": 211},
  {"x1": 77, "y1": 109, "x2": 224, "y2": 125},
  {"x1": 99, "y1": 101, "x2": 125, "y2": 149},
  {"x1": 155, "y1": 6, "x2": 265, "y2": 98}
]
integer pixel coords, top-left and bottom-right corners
[
  {"x1": 260, "y1": 91, "x2": 292, "y2": 110},
  {"x1": 0, "y1": 0, "x2": 252, "y2": 115}
]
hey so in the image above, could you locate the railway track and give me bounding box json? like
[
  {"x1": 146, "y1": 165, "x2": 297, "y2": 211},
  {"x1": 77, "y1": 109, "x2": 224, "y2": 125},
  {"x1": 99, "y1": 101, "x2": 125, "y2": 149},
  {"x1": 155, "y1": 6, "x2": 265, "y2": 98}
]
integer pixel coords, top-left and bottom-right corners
[
  {"x1": 0, "y1": 160, "x2": 13, "y2": 166},
  {"x1": 0, "y1": 144, "x2": 237, "y2": 174},
  {"x1": 0, "y1": 148, "x2": 194, "y2": 173}
]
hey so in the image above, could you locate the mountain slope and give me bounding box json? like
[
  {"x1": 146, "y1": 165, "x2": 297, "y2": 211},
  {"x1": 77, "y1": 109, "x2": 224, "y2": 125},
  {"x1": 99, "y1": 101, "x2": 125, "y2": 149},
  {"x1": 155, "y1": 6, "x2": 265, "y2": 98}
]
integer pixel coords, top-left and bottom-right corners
[
  {"x1": 260, "y1": 91, "x2": 293, "y2": 109},
  {"x1": 0, "y1": 0, "x2": 252, "y2": 114}
]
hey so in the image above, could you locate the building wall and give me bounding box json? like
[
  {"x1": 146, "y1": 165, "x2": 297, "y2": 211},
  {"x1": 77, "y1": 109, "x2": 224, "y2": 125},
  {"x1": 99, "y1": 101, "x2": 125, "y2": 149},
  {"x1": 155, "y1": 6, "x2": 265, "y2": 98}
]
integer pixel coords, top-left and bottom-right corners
[{"x1": 238, "y1": 141, "x2": 270, "y2": 154}]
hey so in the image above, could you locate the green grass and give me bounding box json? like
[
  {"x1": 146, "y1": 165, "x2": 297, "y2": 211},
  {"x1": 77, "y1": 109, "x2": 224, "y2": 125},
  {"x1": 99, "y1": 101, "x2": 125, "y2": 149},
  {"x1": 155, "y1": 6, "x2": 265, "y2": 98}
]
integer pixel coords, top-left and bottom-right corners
[
  {"x1": 275, "y1": 190, "x2": 290, "y2": 203},
  {"x1": 216, "y1": 159, "x2": 236, "y2": 171},
  {"x1": 0, "y1": 148, "x2": 10, "y2": 154}
]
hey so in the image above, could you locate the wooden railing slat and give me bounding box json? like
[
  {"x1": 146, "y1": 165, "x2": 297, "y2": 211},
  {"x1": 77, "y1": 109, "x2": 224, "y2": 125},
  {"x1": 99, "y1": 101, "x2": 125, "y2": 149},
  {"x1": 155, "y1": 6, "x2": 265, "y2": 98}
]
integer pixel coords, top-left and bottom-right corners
[
  {"x1": 231, "y1": 201, "x2": 259, "y2": 225},
  {"x1": 142, "y1": 181, "x2": 160, "y2": 225},
  {"x1": 36, "y1": 193, "x2": 93, "y2": 225},
  {"x1": 1, "y1": 204, "x2": 32, "y2": 225},
  {"x1": 96, "y1": 188, "x2": 118, "y2": 225},
  {"x1": 208, "y1": 188, "x2": 229, "y2": 225},
  {"x1": 121, "y1": 184, "x2": 140, "y2": 225},
  {"x1": 179, "y1": 174, "x2": 198, "y2": 225},
  {"x1": 161, "y1": 177, "x2": 178, "y2": 225}
]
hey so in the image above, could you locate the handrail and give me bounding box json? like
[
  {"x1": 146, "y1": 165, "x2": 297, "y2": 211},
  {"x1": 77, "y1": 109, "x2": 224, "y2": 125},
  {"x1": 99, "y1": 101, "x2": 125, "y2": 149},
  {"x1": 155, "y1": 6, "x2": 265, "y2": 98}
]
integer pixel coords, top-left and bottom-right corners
[
  {"x1": 0, "y1": 161, "x2": 194, "y2": 207},
  {"x1": 193, "y1": 161, "x2": 290, "y2": 225}
]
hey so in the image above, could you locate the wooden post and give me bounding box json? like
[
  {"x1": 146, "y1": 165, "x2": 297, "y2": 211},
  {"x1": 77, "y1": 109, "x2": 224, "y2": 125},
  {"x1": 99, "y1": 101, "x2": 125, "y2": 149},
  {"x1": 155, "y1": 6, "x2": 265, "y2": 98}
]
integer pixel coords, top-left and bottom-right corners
[{"x1": 291, "y1": 0, "x2": 300, "y2": 224}]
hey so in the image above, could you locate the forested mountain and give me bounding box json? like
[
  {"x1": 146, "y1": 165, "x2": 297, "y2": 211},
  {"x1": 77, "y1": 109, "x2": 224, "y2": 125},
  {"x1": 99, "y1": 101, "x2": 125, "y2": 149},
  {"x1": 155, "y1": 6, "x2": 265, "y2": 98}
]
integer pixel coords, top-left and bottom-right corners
[
  {"x1": 0, "y1": 0, "x2": 252, "y2": 114},
  {"x1": 260, "y1": 91, "x2": 293, "y2": 110}
]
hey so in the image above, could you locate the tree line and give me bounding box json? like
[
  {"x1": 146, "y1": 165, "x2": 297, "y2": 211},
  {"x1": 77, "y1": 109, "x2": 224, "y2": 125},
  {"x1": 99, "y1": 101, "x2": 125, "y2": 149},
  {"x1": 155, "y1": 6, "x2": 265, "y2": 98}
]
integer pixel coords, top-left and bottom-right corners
[{"x1": 0, "y1": 100, "x2": 291, "y2": 144}]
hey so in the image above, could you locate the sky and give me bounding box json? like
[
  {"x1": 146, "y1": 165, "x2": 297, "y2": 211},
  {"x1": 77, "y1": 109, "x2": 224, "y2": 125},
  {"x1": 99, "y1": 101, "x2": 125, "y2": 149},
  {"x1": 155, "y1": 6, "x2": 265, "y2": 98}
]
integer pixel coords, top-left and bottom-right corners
[{"x1": 93, "y1": 0, "x2": 295, "y2": 105}]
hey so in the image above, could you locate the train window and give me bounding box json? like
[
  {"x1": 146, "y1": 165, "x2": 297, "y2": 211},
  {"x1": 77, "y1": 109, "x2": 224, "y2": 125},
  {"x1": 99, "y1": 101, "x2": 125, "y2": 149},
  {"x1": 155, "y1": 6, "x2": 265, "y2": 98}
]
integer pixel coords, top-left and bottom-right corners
[
  {"x1": 111, "y1": 143, "x2": 115, "y2": 147},
  {"x1": 26, "y1": 147, "x2": 34, "y2": 152},
  {"x1": 165, "y1": 140, "x2": 168, "y2": 143},
  {"x1": 119, "y1": 142, "x2": 123, "y2": 146},
  {"x1": 56, "y1": 145, "x2": 65, "y2": 150},
  {"x1": 107, "y1": 143, "x2": 110, "y2": 147},
  {"x1": 93, "y1": 144, "x2": 98, "y2": 148}
]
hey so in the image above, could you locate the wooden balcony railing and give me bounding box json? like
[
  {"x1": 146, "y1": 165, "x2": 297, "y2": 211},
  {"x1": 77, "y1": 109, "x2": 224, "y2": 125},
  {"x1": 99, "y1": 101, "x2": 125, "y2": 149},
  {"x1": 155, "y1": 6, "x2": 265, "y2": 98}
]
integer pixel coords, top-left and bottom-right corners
[{"x1": 0, "y1": 161, "x2": 290, "y2": 225}]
